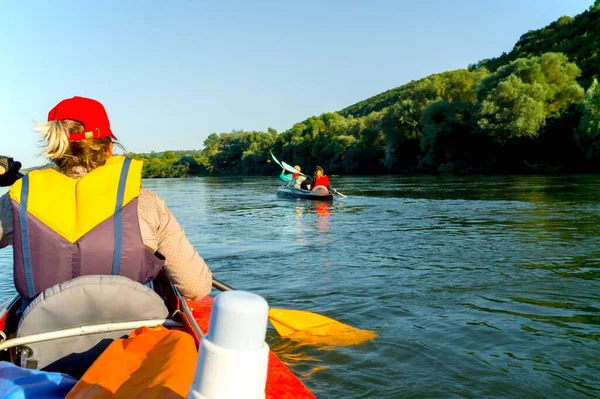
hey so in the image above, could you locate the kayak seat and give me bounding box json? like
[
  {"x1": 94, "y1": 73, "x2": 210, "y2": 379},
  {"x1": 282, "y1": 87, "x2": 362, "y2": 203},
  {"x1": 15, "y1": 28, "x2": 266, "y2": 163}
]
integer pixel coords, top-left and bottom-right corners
[{"x1": 15, "y1": 275, "x2": 169, "y2": 379}]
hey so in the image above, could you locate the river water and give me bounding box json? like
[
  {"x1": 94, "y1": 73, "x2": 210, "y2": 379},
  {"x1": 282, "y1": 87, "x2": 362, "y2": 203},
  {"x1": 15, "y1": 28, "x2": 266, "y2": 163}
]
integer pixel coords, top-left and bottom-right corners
[{"x1": 0, "y1": 175, "x2": 599, "y2": 398}]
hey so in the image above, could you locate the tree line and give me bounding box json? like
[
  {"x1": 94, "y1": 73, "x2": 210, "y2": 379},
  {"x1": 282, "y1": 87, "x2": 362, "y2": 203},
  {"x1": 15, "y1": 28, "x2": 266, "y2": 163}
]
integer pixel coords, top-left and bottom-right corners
[{"x1": 131, "y1": 1, "x2": 600, "y2": 178}]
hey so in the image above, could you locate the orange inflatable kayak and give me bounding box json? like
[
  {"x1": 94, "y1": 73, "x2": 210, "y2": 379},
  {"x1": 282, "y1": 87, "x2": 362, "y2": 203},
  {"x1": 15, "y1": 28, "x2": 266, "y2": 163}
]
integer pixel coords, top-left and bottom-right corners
[{"x1": 0, "y1": 271, "x2": 316, "y2": 398}]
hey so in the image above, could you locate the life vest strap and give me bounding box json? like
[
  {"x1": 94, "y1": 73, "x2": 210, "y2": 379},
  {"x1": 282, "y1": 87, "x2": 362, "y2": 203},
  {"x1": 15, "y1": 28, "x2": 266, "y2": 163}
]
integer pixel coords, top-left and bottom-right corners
[
  {"x1": 111, "y1": 157, "x2": 132, "y2": 276},
  {"x1": 19, "y1": 174, "x2": 34, "y2": 298}
]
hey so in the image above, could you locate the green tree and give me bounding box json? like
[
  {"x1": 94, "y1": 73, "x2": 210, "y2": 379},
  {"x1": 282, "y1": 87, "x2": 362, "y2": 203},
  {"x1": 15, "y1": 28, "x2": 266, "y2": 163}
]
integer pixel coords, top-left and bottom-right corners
[
  {"x1": 420, "y1": 100, "x2": 477, "y2": 170},
  {"x1": 576, "y1": 78, "x2": 600, "y2": 158},
  {"x1": 477, "y1": 74, "x2": 547, "y2": 143},
  {"x1": 476, "y1": 53, "x2": 584, "y2": 143}
]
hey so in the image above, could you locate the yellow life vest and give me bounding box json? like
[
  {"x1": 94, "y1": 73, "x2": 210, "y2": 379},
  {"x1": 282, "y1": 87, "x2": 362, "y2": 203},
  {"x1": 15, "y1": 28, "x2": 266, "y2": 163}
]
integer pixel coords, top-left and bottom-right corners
[{"x1": 9, "y1": 156, "x2": 164, "y2": 299}]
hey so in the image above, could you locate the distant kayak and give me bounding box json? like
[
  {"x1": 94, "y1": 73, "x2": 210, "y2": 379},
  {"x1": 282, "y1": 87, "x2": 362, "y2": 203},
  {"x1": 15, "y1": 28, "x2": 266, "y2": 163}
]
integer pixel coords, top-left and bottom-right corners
[{"x1": 277, "y1": 185, "x2": 334, "y2": 201}]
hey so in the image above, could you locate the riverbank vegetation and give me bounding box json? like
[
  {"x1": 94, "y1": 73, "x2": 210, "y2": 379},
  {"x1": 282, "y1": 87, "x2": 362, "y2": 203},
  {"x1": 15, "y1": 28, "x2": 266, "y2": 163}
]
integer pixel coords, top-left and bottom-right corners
[{"x1": 132, "y1": 1, "x2": 600, "y2": 177}]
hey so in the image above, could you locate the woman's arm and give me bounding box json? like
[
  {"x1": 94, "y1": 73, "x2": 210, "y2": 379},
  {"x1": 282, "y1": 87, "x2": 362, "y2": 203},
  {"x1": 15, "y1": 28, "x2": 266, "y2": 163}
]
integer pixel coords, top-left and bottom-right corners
[{"x1": 140, "y1": 189, "x2": 212, "y2": 300}]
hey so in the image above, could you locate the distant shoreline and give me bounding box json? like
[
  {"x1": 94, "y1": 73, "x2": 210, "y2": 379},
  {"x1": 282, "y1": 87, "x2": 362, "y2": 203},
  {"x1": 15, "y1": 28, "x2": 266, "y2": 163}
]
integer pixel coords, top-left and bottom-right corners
[{"x1": 139, "y1": 168, "x2": 600, "y2": 179}]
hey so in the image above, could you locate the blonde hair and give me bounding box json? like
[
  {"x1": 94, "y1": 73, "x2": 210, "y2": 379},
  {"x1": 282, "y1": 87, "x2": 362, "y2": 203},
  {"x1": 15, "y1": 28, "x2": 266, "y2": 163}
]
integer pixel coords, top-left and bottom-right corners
[{"x1": 34, "y1": 119, "x2": 115, "y2": 174}]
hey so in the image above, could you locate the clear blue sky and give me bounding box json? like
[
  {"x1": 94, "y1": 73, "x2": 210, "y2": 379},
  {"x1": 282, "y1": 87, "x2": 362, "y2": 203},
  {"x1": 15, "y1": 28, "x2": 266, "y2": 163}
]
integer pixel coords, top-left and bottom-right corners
[{"x1": 0, "y1": 0, "x2": 594, "y2": 168}]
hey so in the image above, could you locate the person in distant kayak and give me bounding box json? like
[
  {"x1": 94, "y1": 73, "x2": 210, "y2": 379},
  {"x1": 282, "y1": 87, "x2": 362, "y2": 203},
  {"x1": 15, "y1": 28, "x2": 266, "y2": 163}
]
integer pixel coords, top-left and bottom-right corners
[
  {"x1": 312, "y1": 166, "x2": 330, "y2": 189},
  {"x1": 0, "y1": 96, "x2": 212, "y2": 304},
  {"x1": 279, "y1": 165, "x2": 298, "y2": 183},
  {"x1": 279, "y1": 165, "x2": 306, "y2": 188},
  {"x1": 303, "y1": 165, "x2": 331, "y2": 192}
]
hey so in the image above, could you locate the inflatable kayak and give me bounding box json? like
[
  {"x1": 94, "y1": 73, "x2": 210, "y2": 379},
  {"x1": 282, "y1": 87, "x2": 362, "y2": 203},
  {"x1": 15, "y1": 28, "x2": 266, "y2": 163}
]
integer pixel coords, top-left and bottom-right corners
[
  {"x1": 0, "y1": 270, "x2": 316, "y2": 398},
  {"x1": 277, "y1": 185, "x2": 334, "y2": 201}
]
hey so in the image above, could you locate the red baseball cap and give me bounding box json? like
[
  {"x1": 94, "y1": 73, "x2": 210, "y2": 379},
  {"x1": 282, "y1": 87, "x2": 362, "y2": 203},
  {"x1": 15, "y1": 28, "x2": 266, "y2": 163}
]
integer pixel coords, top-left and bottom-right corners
[{"x1": 47, "y1": 96, "x2": 118, "y2": 141}]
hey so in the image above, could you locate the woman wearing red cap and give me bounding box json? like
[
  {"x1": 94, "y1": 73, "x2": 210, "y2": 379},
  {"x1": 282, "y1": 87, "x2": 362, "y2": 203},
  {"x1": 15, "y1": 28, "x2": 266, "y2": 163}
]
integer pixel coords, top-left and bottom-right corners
[{"x1": 0, "y1": 96, "x2": 212, "y2": 302}]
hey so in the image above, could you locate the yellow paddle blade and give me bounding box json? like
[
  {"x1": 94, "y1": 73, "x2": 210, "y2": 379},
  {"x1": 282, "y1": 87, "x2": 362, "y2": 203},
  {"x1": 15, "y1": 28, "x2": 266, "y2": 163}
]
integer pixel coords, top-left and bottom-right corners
[{"x1": 268, "y1": 308, "x2": 377, "y2": 347}]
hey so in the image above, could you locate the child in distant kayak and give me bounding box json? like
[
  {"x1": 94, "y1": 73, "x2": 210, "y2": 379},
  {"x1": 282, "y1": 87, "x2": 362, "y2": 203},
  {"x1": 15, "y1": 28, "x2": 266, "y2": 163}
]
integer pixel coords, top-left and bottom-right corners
[
  {"x1": 279, "y1": 165, "x2": 306, "y2": 188},
  {"x1": 0, "y1": 96, "x2": 212, "y2": 303}
]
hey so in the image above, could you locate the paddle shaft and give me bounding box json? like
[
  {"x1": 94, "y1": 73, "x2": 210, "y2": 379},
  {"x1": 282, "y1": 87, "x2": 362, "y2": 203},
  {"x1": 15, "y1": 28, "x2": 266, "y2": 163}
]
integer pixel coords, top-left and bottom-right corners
[
  {"x1": 281, "y1": 161, "x2": 307, "y2": 177},
  {"x1": 212, "y1": 278, "x2": 235, "y2": 292},
  {"x1": 331, "y1": 188, "x2": 346, "y2": 198}
]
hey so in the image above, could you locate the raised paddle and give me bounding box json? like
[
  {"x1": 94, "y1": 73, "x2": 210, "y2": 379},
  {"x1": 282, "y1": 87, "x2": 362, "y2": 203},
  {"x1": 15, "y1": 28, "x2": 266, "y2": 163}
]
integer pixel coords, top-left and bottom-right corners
[
  {"x1": 281, "y1": 160, "x2": 307, "y2": 177},
  {"x1": 270, "y1": 151, "x2": 283, "y2": 168},
  {"x1": 212, "y1": 278, "x2": 376, "y2": 346}
]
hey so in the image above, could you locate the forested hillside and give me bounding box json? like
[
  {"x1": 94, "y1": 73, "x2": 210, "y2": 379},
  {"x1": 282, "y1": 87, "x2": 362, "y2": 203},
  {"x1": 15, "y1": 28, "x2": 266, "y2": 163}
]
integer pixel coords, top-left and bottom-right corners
[{"x1": 133, "y1": 1, "x2": 600, "y2": 177}]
